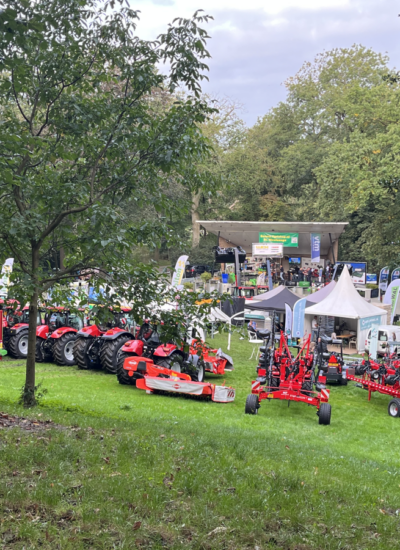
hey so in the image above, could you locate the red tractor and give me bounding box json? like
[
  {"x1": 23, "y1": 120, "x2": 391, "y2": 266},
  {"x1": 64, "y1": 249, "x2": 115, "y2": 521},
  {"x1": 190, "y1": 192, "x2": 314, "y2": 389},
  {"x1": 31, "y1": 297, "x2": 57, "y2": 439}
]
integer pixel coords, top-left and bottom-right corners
[
  {"x1": 116, "y1": 322, "x2": 205, "y2": 385},
  {"x1": 36, "y1": 307, "x2": 84, "y2": 365},
  {"x1": 73, "y1": 307, "x2": 134, "y2": 373},
  {"x1": 6, "y1": 304, "x2": 44, "y2": 359}
]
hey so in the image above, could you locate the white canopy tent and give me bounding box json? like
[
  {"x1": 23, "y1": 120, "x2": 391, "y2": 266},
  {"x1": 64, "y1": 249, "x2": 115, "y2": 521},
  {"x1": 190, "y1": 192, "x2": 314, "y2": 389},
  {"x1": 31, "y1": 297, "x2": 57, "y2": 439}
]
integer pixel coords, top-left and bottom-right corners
[{"x1": 305, "y1": 266, "x2": 387, "y2": 352}]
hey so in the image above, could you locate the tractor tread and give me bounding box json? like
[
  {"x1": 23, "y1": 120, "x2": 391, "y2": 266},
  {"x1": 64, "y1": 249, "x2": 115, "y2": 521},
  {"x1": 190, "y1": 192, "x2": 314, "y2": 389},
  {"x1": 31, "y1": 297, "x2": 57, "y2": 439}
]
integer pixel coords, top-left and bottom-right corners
[
  {"x1": 8, "y1": 330, "x2": 29, "y2": 359},
  {"x1": 53, "y1": 333, "x2": 77, "y2": 366},
  {"x1": 100, "y1": 335, "x2": 132, "y2": 374},
  {"x1": 116, "y1": 352, "x2": 136, "y2": 385},
  {"x1": 73, "y1": 337, "x2": 91, "y2": 369}
]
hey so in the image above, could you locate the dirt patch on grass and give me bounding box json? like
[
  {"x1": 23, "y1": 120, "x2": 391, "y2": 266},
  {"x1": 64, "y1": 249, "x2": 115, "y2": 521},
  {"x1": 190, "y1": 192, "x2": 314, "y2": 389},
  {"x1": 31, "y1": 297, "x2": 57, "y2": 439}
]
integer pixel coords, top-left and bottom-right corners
[{"x1": 0, "y1": 412, "x2": 65, "y2": 431}]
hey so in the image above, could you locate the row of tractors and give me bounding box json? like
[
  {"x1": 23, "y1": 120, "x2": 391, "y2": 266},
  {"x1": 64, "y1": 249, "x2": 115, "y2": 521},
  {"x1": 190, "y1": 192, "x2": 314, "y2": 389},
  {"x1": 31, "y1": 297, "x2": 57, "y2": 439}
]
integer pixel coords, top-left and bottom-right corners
[{"x1": 1, "y1": 301, "x2": 234, "y2": 385}]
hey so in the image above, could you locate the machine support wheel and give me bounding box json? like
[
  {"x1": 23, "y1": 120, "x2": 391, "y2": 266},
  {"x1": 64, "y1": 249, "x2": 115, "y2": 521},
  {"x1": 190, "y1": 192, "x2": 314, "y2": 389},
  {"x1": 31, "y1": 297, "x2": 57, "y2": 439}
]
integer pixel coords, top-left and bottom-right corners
[
  {"x1": 318, "y1": 402, "x2": 331, "y2": 425},
  {"x1": 388, "y1": 398, "x2": 400, "y2": 418},
  {"x1": 340, "y1": 376, "x2": 348, "y2": 386},
  {"x1": 53, "y1": 333, "x2": 77, "y2": 366},
  {"x1": 301, "y1": 380, "x2": 313, "y2": 394},
  {"x1": 8, "y1": 331, "x2": 29, "y2": 359},
  {"x1": 73, "y1": 337, "x2": 92, "y2": 370},
  {"x1": 245, "y1": 394, "x2": 260, "y2": 415},
  {"x1": 100, "y1": 335, "x2": 132, "y2": 374},
  {"x1": 116, "y1": 352, "x2": 136, "y2": 385},
  {"x1": 188, "y1": 361, "x2": 205, "y2": 383}
]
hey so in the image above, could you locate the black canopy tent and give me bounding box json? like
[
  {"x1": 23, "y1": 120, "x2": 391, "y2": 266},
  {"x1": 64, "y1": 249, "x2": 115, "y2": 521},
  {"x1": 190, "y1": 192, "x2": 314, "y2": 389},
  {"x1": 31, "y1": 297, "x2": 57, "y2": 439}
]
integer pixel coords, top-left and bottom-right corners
[{"x1": 246, "y1": 286, "x2": 313, "y2": 312}]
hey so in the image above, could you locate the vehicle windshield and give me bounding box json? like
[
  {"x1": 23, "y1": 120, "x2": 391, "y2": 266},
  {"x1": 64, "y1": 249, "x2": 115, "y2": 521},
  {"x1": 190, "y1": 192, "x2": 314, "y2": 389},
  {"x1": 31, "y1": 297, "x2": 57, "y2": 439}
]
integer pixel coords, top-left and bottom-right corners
[{"x1": 49, "y1": 312, "x2": 83, "y2": 331}]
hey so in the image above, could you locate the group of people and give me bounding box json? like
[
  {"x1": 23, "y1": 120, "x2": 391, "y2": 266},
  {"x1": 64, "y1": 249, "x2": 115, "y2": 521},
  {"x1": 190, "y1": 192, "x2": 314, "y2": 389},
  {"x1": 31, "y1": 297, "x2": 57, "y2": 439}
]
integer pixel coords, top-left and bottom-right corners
[{"x1": 271, "y1": 263, "x2": 334, "y2": 284}]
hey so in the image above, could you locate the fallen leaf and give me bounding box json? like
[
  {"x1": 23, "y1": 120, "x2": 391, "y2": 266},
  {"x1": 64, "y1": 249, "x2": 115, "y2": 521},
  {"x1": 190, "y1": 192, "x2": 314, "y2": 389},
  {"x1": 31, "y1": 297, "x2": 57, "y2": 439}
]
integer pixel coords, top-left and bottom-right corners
[
  {"x1": 133, "y1": 521, "x2": 142, "y2": 530},
  {"x1": 207, "y1": 526, "x2": 227, "y2": 536},
  {"x1": 102, "y1": 457, "x2": 110, "y2": 464},
  {"x1": 285, "y1": 445, "x2": 290, "y2": 450}
]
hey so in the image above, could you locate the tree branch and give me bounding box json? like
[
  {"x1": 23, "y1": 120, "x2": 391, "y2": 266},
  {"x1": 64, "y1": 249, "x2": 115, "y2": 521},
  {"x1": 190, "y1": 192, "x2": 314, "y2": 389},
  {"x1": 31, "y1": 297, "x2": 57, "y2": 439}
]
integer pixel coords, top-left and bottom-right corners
[{"x1": 11, "y1": 69, "x2": 30, "y2": 124}]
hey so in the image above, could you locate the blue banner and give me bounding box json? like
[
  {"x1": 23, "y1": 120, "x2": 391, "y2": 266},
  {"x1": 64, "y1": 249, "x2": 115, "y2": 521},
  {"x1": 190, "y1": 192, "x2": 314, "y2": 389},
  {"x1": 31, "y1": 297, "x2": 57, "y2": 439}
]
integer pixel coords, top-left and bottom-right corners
[
  {"x1": 391, "y1": 267, "x2": 400, "y2": 282},
  {"x1": 379, "y1": 266, "x2": 389, "y2": 292},
  {"x1": 292, "y1": 297, "x2": 307, "y2": 339},
  {"x1": 311, "y1": 233, "x2": 321, "y2": 263},
  {"x1": 359, "y1": 315, "x2": 382, "y2": 331}
]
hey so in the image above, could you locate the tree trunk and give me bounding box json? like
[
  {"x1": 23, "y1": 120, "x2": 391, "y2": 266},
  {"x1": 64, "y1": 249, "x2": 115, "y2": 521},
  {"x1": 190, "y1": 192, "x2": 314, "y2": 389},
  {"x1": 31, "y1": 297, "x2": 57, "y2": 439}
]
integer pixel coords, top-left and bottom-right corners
[
  {"x1": 191, "y1": 192, "x2": 201, "y2": 247},
  {"x1": 24, "y1": 247, "x2": 39, "y2": 407}
]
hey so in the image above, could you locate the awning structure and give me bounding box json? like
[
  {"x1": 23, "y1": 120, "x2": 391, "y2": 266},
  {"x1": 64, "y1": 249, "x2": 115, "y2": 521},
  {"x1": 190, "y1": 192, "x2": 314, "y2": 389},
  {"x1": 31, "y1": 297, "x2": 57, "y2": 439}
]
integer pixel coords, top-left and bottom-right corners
[
  {"x1": 246, "y1": 286, "x2": 313, "y2": 312},
  {"x1": 306, "y1": 281, "x2": 336, "y2": 303},
  {"x1": 198, "y1": 221, "x2": 348, "y2": 257}
]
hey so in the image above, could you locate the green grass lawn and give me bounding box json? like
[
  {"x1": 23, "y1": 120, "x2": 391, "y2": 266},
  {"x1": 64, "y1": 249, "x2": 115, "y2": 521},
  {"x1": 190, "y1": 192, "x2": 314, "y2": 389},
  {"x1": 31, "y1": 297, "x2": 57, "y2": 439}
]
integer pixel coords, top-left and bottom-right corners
[{"x1": 0, "y1": 332, "x2": 399, "y2": 549}]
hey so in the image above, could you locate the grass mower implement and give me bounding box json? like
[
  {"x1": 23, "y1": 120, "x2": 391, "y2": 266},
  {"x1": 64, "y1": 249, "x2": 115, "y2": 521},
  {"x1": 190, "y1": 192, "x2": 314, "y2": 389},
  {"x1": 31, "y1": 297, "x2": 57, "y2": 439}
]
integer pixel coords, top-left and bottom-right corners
[
  {"x1": 245, "y1": 328, "x2": 331, "y2": 425},
  {"x1": 121, "y1": 356, "x2": 236, "y2": 403},
  {"x1": 73, "y1": 308, "x2": 134, "y2": 373}
]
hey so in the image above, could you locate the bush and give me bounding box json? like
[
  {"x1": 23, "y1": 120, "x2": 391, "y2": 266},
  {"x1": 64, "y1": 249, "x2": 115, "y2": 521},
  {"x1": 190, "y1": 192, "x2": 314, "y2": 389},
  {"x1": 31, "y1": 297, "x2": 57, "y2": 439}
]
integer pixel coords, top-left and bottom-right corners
[
  {"x1": 200, "y1": 271, "x2": 212, "y2": 283},
  {"x1": 183, "y1": 282, "x2": 194, "y2": 290}
]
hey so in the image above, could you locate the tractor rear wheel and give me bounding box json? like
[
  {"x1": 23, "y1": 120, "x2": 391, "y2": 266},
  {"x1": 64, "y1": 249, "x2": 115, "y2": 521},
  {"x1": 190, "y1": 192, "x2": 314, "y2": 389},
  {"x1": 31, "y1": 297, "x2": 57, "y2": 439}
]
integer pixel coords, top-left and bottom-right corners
[
  {"x1": 100, "y1": 335, "x2": 132, "y2": 374},
  {"x1": 73, "y1": 337, "x2": 93, "y2": 370},
  {"x1": 388, "y1": 398, "x2": 400, "y2": 418},
  {"x1": 53, "y1": 333, "x2": 77, "y2": 366},
  {"x1": 245, "y1": 394, "x2": 259, "y2": 415},
  {"x1": 156, "y1": 352, "x2": 183, "y2": 374},
  {"x1": 116, "y1": 352, "x2": 136, "y2": 385},
  {"x1": 8, "y1": 330, "x2": 29, "y2": 359},
  {"x1": 318, "y1": 402, "x2": 331, "y2": 425}
]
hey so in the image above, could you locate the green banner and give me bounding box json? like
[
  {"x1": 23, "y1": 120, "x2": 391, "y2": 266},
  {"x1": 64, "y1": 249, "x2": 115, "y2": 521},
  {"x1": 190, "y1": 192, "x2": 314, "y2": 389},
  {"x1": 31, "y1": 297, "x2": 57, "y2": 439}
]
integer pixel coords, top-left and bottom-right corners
[{"x1": 259, "y1": 232, "x2": 299, "y2": 247}]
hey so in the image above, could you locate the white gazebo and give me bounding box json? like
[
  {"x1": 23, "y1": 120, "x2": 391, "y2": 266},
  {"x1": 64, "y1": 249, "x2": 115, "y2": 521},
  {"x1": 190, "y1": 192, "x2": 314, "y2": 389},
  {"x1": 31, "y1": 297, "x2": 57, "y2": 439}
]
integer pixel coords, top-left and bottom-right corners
[{"x1": 305, "y1": 266, "x2": 387, "y2": 352}]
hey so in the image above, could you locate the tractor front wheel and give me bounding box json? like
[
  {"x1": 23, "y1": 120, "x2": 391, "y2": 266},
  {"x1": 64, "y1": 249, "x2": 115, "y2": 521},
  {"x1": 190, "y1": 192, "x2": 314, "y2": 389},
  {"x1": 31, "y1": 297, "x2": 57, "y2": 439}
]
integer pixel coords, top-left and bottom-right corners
[
  {"x1": 36, "y1": 338, "x2": 52, "y2": 362},
  {"x1": 188, "y1": 360, "x2": 205, "y2": 382},
  {"x1": 156, "y1": 352, "x2": 183, "y2": 374},
  {"x1": 340, "y1": 376, "x2": 348, "y2": 386},
  {"x1": 8, "y1": 330, "x2": 29, "y2": 359},
  {"x1": 116, "y1": 352, "x2": 136, "y2": 385},
  {"x1": 388, "y1": 398, "x2": 400, "y2": 418},
  {"x1": 318, "y1": 402, "x2": 331, "y2": 425},
  {"x1": 53, "y1": 333, "x2": 77, "y2": 366},
  {"x1": 73, "y1": 337, "x2": 93, "y2": 370},
  {"x1": 245, "y1": 394, "x2": 259, "y2": 415},
  {"x1": 100, "y1": 335, "x2": 132, "y2": 374}
]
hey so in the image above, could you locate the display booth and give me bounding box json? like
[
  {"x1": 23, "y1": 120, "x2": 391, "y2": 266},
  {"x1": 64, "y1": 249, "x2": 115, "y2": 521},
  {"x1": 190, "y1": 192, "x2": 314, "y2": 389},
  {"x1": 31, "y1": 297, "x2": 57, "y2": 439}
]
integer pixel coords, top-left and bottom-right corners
[{"x1": 305, "y1": 267, "x2": 387, "y2": 352}]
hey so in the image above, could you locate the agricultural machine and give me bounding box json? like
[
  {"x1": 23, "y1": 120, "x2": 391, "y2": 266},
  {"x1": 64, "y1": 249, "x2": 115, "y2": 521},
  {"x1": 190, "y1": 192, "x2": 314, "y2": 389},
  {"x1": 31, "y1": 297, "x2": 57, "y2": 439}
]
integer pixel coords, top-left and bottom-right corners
[
  {"x1": 347, "y1": 354, "x2": 400, "y2": 417},
  {"x1": 189, "y1": 340, "x2": 234, "y2": 375},
  {"x1": 315, "y1": 334, "x2": 348, "y2": 385},
  {"x1": 73, "y1": 307, "x2": 134, "y2": 373},
  {"x1": 245, "y1": 328, "x2": 331, "y2": 425},
  {"x1": 116, "y1": 322, "x2": 206, "y2": 385},
  {"x1": 6, "y1": 305, "x2": 43, "y2": 359},
  {"x1": 36, "y1": 307, "x2": 84, "y2": 365},
  {"x1": 121, "y1": 355, "x2": 236, "y2": 403}
]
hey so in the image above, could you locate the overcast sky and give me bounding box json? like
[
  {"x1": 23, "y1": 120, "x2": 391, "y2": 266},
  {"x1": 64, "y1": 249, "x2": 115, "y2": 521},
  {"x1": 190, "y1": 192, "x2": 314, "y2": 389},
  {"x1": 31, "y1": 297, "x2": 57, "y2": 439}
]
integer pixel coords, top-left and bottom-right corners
[{"x1": 133, "y1": 0, "x2": 400, "y2": 125}]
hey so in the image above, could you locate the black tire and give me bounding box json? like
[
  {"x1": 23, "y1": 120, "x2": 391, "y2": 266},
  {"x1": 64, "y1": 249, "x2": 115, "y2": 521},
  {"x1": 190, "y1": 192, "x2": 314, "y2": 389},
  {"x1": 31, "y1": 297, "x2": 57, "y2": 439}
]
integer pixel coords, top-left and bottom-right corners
[
  {"x1": 340, "y1": 376, "x2": 348, "y2": 386},
  {"x1": 100, "y1": 335, "x2": 132, "y2": 374},
  {"x1": 116, "y1": 352, "x2": 136, "y2": 385},
  {"x1": 388, "y1": 398, "x2": 400, "y2": 418},
  {"x1": 245, "y1": 394, "x2": 259, "y2": 415},
  {"x1": 189, "y1": 361, "x2": 205, "y2": 383},
  {"x1": 73, "y1": 337, "x2": 93, "y2": 370},
  {"x1": 318, "y1": 402, "x2": 331, "y2": 425},
  {"x1": 53, "y1": 333, "x2": 77, "y2": 366},
  {"x1": 35, "y1": 338, "x2": 51, "y2": 363},
  {"x1": 301, "y1": 380, "x2": 313, "y2": 394},
  {"x1": 8, "y1": 330, "x2": 29, "y2": 359},
  {"x1": 155, "y1": 352, "x2": 183, "y2": 374}
]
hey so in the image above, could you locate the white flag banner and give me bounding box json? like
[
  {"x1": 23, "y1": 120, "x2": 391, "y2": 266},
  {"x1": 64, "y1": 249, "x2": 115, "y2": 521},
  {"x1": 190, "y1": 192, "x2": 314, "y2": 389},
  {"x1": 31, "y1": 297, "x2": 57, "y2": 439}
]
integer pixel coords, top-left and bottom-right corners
[
  {"x1": 285, "y1": 303, "x2": 292, "y2": 336},
  {"x1": 171, "y1": 255, "x2": 189, "y2": 290},
  {"x1": 0, "y1": 258, "x2": 14, "y2": 298}
]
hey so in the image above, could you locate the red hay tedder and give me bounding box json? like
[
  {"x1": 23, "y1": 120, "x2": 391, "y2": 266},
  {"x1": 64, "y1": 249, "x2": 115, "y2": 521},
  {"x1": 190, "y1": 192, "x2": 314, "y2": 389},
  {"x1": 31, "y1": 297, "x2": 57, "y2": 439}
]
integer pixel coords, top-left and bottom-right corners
[{"x1": 245, "y1": 331, "x2": 332, "y2": 425}]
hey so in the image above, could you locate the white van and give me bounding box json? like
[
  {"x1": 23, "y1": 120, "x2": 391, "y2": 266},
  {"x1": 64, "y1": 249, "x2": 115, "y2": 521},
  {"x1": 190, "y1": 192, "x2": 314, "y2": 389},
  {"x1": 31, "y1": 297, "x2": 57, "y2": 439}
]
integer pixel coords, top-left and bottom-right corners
[{"x1": 365, "y1": 325, "x2": 400, "y2": 356}]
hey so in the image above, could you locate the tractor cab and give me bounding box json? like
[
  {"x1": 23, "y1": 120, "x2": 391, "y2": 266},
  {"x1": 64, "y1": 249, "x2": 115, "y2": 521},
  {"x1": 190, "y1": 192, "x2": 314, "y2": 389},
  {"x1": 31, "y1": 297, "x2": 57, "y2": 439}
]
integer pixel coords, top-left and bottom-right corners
[
  {"x1": 46, "y1": 307, "x2": 84, "y2": 333},
  {"x1": 231, "y1": 286, "x2": 255, "y2": 298},
  {"x1": 256, "y1": 285, "x2": 269, "y2": 295}
]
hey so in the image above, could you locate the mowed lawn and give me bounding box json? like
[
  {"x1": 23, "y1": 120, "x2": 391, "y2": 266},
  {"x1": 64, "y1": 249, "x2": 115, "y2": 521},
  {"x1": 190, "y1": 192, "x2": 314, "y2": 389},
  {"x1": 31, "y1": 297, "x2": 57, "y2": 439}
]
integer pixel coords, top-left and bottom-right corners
[{"x1": 0, "y1": 332, "x2": 399, "y2": 549}]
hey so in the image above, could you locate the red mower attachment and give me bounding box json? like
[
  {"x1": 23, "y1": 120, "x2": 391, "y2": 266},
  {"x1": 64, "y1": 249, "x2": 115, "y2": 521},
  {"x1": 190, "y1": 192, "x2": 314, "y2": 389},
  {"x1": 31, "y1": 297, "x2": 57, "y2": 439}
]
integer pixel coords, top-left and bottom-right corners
[
  {"x1": 190, "y1": 340, "x2": 234, "y2": 375},
  {"x1": 122, "y1": 356, "x2": 236, "y2": 403},
  {"x1": 245, "y1": 332, "x2": 331, "y2": 425}
]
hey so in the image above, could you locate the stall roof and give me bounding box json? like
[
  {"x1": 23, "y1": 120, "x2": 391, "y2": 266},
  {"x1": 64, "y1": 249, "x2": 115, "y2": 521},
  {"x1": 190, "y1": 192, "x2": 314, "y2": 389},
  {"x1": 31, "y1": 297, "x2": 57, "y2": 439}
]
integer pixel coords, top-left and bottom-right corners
[
  {"x1": 246, "y1": 285, "x2": 313, "y2": 312},
  {"x1": 199, "y1": 221, "x2": 348, "y2": 255},
  {"x1": 306, "y1": 281, "x2": 336, "y2": 303},
  {"x1": 305, "y1": 266, "x2": 384, "y2": 319}
]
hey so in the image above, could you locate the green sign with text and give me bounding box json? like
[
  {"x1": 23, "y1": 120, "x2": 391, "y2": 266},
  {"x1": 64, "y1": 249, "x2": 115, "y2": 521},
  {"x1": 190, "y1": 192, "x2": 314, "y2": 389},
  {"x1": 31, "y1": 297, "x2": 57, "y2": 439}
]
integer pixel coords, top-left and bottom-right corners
[{"x1": 259, "y1": 232, "x2": 299, "y2": 247}]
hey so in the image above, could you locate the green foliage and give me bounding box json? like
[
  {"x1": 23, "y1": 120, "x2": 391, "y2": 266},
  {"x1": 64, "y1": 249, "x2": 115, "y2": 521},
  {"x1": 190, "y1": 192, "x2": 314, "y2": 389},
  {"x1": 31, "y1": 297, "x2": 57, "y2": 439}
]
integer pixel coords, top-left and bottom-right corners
[
  {"x1": 18, "y1": 382, "x2": 48, "y2": 408},
  {"x1": 200, "y1": 271, "x2": 212, "y2": 282},
  {"x1": 183, "y1": 282, "x2": 194, "y2": 290}
]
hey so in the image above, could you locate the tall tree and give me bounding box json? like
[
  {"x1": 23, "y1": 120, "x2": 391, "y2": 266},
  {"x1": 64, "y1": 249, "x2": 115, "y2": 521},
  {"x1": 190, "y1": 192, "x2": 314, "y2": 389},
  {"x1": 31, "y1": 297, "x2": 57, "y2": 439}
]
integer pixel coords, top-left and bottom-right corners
[{"x1": 0, "y1": 1, "x2": 217, "y2": 405}]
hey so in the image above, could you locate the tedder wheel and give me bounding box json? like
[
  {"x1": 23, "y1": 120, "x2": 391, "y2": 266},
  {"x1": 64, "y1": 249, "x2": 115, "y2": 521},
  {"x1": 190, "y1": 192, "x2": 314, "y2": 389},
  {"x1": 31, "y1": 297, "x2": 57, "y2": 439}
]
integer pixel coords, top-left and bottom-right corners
[
  {"x1": 116, "y1": 352, "x2": 135, "y2": 385},
  {"x1": 100, "y1": 335, "x2": 132, "y2": 374},
  {"x1": 340, "y1": 376, "x2": 348, "y2": 386},
  {"x1": 318, "y1": 402, "x2": 331, "y2": 425},
  {"x1": 301, "y1": 380, "x2": 313, "y2": 394},
  {"x1": 388, "y1": 398, "x2": 400, "y2": 418},
  {"x1": 156, "y1": 352, "x2": 183, "y2": 374},
  {"x1": 245, "y1": 394, "x2": 259, "y2": 415},
  {"x1": 8, "y1": 330, "x2": 29, "y2": 359},
  {"x1": 53, "y1": 333, "x2": 77, "y2": 366},
  {"x1": 73, "y1": 337, "x2": 93, "y2": 370}
]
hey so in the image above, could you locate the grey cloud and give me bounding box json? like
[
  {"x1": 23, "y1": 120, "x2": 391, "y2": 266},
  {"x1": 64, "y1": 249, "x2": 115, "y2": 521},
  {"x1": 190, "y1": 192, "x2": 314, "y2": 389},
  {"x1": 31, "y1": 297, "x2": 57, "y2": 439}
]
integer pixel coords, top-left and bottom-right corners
[{"x1": 199, "y1": 1, "x2": 400, "y2": 125}]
